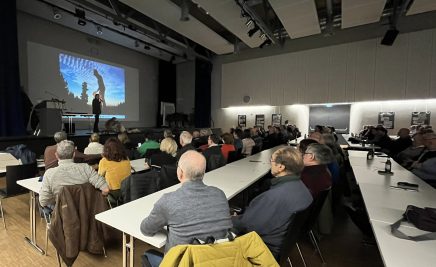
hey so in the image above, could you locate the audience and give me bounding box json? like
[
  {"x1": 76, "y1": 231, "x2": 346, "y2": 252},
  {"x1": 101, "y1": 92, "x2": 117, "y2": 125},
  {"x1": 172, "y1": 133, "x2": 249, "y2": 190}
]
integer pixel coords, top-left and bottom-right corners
[
  {"x1": 396, "y1": 132, "x2": 426, "y2": 167},
  {"x1": 175, "y1": 131, "x2": 195, "y2": 160},
  {"x1": 149, "y1": 137, "x2": 177, "y2": 168},
  {"x1": 140, "y1": 151, "x2": 232, "y2": 266},
  {"x1": 241, "y1": 129, "x2": 255, "y2": 156},
  {"x1": 203, "y1": 134, "x2": 226, "y2": 172},
  {"x1": 220, "y1": 133, "x2": 236, "y2": 161},
  {"x1": 98, "y1": 138, "x2": 131, "y2": 195},
  {"x1": 409, "y1": 132, "x2": 436, "y2": 171},
  {"x1": 232, "y1": 147, "x2": 312, "y2": 258},
  {"x1": 138, "y1": 132, "x2": 160, "y2": 157},
  {"x1": 233, "y1": 128, "x2": 244, "y2": 151},
  {"x1": 251, "y1": 127, "x2": 263, "y2": 149},
  {"x1": 301, "y1": 143, "x2": 333, "y2": 197},
  {"x1": 39, "y1": 140, "x2": 109, "y2": 207},
  {"x1": 84, "y1": 133, "x2": 104, "y2": 155},
  {"x1": 44, "y1": 131, "x2": 87, "y2": 170},
  {"x1": 118, "y1": 132, "x2": 140, "y2": 159},
  {"x1": 389, "y1": 128, "x2": 412, "y2": 156}
]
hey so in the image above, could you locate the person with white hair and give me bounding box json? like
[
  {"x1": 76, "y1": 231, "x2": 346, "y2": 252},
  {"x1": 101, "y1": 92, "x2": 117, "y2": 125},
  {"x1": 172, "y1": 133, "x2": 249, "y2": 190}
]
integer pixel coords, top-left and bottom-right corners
[
  {"x1": 175, "y1": 131, "x2": 195, "y2": 160},
  {"x1": 140, "y1": 151, "x2": 232, "y2": 266},
  {"x1": 84, "y1": 133, "x2": 104, "y2": 155},
  {"x1": 39, "y1": 140, "x2": 109, "y2": 207}
]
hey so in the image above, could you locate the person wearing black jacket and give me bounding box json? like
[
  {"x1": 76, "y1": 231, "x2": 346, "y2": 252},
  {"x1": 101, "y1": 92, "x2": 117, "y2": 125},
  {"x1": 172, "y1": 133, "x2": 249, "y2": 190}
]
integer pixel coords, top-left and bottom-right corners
[{"x1": 92, "y1": 94, "x2": 102, "y2": 132}]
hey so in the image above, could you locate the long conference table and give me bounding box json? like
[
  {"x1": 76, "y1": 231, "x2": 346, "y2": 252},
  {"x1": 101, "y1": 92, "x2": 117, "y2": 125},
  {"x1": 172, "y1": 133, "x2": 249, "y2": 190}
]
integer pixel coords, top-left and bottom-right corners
[
  {"x1": 16, "y1": 158, "x2": 150, "y2": 255},
  {"x1": 348, "y1": 151, "x2": 436, "y2": 267},
  {"x1": 95, "y1": 146, "x2": 283, "y2": 267}
]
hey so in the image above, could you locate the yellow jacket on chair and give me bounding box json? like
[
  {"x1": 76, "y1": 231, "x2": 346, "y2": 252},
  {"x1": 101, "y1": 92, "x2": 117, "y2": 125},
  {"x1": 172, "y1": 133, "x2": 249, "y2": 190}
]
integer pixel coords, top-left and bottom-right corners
[{"x1": 160, "y1": 231, "x2": 279, "y2": 267}]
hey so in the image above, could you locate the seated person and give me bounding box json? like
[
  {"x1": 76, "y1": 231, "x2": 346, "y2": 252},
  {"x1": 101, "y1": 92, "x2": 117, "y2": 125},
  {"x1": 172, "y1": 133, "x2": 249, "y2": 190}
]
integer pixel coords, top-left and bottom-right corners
[
  {"x1": 233, "y1": 129, "x2": 244, "y2": 151},
  {"x1": 308, "y1": 131, "x2": 323, "y2": 143},
  {"x1": 118, "y1": 132, "x2": 140, "y2": 159},
  {"x1": 203, "y1": 134, "x2": 226, "y2": 172},
  {"x1": 44, "y1": 131, "x2": 87, "y2": 170},
  {"x1": 410, "y1": 132, "x2": 436, "y2": 171},
  {"x1": 241, "y1": 129, "x2": 256, "y2": 156},
  {"x1": 301, "y1": 143, "x2": 333, "y2": 197},
  {"x1": 105, "y1": 117, "x2": 126, "y2": 133},
  {"x1": 137, "y1": 132, "x2": 160, "y2": 157},
  {"x1": 98, "y1": 138, "x2": 131, "y2": 194},
  {"x1": 149, "y1": 137, "x2": 177, "y2": 168},
  {"x1": 232, "y1": 148, "x2": 312, "y2": 258},
  {"x1": 220, "y1": 133, "x2": 236, "y2": 161},
  {"x1": 396, "y1": 132, "x2": 426, "y2": 167},
  {"x1": 84, "y1": 133, "x2": 104, "y2": 155},
  {"x1": 39, "y1": 140, "x2": 109, "y2": 208},
  {"x1": 140, "y1": 151, "x2": 232, "y2": 266},
  {"x1": 389, "y1": 128, "x2": 412, "y2": 156},
  {"x1": 372, "y1": 125, "x2": 392, "y2": 152},
  {"x1": 175, "y1": 131, "x2": 195, "y2": 160}
]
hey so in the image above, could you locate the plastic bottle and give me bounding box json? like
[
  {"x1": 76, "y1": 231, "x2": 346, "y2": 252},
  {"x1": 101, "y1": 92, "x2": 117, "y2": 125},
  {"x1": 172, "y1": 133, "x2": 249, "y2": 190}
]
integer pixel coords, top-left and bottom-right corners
[{"x1": 385, "y1": 157, "x2": 392, "y2": 173}]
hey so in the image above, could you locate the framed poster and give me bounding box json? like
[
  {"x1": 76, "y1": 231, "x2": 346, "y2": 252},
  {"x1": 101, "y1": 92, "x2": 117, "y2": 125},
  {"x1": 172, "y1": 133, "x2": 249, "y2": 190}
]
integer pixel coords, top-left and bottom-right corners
[
  {"x1": 411, "y1": 112, "x2": 430, "y2": 125},
  {"x1": 255, "y1": 114, "x2": 265, "y2": 128},
  {"x1": 272, "y1": 114, "x2": 282, "y2": 126},
  {"x1": 378, "y1": 112, "x2": 395, "y2": 129},
  {"x1": 238, "y1": 115, "x2": 246, "y2": 127}
]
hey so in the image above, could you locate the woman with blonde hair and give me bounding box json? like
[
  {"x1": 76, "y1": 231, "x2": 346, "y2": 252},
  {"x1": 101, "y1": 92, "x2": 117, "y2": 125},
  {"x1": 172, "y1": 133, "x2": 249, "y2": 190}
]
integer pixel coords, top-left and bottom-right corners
[{"x1": 149, "y1": 137, "x2": 177, "y2": 168}]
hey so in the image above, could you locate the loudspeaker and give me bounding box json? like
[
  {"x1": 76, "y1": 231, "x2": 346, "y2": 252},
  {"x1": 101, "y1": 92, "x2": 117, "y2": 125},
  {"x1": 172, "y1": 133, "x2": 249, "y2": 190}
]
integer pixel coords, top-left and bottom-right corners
[{"x1": 381, "y1": 28, "x2": 399, "y2": 46}]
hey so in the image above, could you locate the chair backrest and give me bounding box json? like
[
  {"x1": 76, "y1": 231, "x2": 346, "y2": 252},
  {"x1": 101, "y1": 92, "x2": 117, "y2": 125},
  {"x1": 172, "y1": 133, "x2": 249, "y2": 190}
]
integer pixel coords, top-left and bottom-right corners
[
  {"x1": 158, "y1": 164, "x2": 178, "y2": 190},
  {"x1": 278, "y1": 206, "x2": 312, "y2": 266},
  {"x1": 251, "y1": 145, "x2": 261, "y2": 155},
  {"x1": 121, "y1": 171, "x2": 160, "y2": 203},
  {"x1": 144, "y1": 148, "x2": 160, "y2": 159},
  {"x1": 206, "y1": 154, "x2": 226, "y2": 172},
  {"x1": 227, "y1": 150, "x2": 241, "y2": 163},
  {"x1": 302, "y1": 188, "x2": 331, "y2": 233},
  {"x1": 3, "y1": 162, "x2": 38, "y2": 197}
]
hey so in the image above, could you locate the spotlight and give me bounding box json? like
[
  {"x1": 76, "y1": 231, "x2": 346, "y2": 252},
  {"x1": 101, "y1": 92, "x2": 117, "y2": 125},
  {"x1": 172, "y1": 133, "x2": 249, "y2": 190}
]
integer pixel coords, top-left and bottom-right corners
[
  {"x1": 96, "y1": 26, "x2": 103, "y2": 35},
  {"x1": 245, "y1": 19, "x2": 253, "y2": 27},
  {"x1": 144, "y1": 43, "x2": 151, "y2": 50},
  {"x1": 75, "y1": 8, "x2": 86, "y2": 26},
  {"x1": 53, "y1": 7, "x2": 62, "y2": 20},
  {"x1": 180, "y1": 0, "x2": 190, "y2": 21},
  {"x1": 259, "y1": 39, "x2": 272, "y2": 49},
  {"x1": 259, "y1": 33, "x2": 266, "y2": 39},
  {"x1": 248, "y1": 25, "x2": 259, "y2": 37}
]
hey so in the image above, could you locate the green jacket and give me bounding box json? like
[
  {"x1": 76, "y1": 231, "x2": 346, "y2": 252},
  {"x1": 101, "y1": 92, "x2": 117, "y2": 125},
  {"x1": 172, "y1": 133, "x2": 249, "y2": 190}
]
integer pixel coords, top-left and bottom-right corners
[{"x1": 137, "y1": 140, "x2": 160, "y2": 157}]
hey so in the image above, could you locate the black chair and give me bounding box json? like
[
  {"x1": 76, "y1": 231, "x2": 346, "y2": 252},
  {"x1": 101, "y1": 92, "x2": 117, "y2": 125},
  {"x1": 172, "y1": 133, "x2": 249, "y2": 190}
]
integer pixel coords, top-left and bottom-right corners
[
  {"x1": 278, "y1": 206, "x2": 312, "y2": 267},
  {"x1": 158, "y1": 164, "x2": 178, "y2": 190},
  {"x1": 298, "y1": 188, "x2": 331, "y2": 264},
  {"x1": 120, "y1": 172, "x2": 159, "y2": 203},
  {"x1": 206, "y1": 154, "x2": 226, "y2": 172},
  {"x1": 251, "y1": 145, "x2": 261, "y2": 155},
  {"x1": 227, "y1": 151, "x2": 242, "y2": 163},
  {"x1": 144, "y1": 148, "x2": 160, "y2": 159},
  {"x1": 0, "y1": 162, "x2": 38, "y2": 229}
]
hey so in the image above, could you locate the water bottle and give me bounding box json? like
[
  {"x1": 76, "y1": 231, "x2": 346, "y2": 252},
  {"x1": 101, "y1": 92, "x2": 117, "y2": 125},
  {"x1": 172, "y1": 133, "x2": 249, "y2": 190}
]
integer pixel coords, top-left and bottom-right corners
[
  {"x1": 366, "y1": 149, "x2": 374, "y2": 160},
  {"x1": 385, "y1": 157, "x2": 392, "y2": 173}
]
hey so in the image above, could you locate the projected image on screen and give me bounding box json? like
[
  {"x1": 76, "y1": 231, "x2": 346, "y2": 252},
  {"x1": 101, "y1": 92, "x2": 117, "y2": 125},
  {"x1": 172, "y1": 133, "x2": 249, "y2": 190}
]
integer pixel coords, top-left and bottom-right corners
[{"x1": 59, "y1": 53, "x2": 125, "y2": 118}]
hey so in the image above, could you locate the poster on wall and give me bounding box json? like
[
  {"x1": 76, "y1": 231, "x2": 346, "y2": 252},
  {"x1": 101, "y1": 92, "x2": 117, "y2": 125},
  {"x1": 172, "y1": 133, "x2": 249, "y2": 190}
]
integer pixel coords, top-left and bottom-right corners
[
  {"x1": 411, "y1": 112, "x2": 430, "y2": 125},
  {"x1": 238, "y1": 115, "x2": 246, "y2": 128},
  {"x1": 378, "y1": 112, "x2": 395, "y2": 129},
  {"x1": 272, "y1": 114, "x2": 282, "y2": 126},
  {"x1": 255, "y1": 114, "x2": 265, "y2": 128}
]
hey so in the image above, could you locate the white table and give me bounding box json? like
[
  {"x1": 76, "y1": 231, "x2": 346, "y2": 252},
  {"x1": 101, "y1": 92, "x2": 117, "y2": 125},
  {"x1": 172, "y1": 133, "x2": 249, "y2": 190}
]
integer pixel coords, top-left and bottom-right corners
[
  {"x1": 95, "y1": 146, "x2": 283, "y2": 267},
  {"x1": 0, "y1": 159, "x2": 45, "y2": 174},
  {"x1": 16, "y1": 177, "x2": 45, "y2": 254},
  {"x1": 348, "y1": 151, "x2": 436, "y2": 267},
  {"x1": 130, "y1": 158, "x2": 149, "y2": 173}
]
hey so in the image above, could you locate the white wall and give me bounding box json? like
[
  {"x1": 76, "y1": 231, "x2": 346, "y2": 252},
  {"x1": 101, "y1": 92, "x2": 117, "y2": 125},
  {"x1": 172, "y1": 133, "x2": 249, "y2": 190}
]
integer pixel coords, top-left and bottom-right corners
[
  {"x1": 17, "y1": 12, "x2": 159, "y2": 128},
  {"x1": 212, "y1": 28, "x2": 436, "y2": 135},
  {"x1": 219, "y1": 28, "x2": 436, "y2": 107}
]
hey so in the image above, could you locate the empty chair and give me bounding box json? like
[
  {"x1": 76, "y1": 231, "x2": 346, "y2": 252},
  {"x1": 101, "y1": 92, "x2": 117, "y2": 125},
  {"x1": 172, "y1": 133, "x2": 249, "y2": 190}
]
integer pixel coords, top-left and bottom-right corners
[
  {"x1": 120, "y1": 172, "x2": 159, "y2": 203},
  {"x1": 298, "y1": 188, "x2": 331, "y2": 264},
  {"x1": 206, "y1": 154, "x2": 226, "y2": 172},
  {"x1": 227, "y1": 150, "x2": 242, "y2": 163},
  {"x1": 0, "y1": 162, "x2": 38, "y2": 229},
  {"x1": 278, "y1": 207, "x2": 312, "y2": 267},
  {"x1": 158, "y1": 164, "x2": 178, "y2": 190}
]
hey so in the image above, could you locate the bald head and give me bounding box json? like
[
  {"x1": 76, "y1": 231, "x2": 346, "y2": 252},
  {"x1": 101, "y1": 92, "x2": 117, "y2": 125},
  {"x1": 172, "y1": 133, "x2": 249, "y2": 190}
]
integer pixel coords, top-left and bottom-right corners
[{"x1": 178, "y1": 150, "x2": 206, "y2": 182}]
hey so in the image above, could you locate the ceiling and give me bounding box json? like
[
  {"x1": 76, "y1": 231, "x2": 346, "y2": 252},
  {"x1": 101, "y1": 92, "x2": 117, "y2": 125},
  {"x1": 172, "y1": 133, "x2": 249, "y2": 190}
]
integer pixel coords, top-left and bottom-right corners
[{"x1": 16, "y1": 0, "x2": 436, "y2": 63}]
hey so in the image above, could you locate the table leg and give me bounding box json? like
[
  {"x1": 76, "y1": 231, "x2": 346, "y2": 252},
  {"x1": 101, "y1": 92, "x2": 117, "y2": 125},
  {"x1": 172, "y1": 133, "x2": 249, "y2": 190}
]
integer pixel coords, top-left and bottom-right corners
[
  {"x1": 123, "y1": 232, "x2": 135, "y2": 267},
  {"x1": 24, "y1": 191, "x2": 44, "y2": 254},
  {"x1": 123, "y1": 233, "x2": 127, "y2": 267},
  {"x1": 129, "y1": 235, "x2": 134, "y2": 267}
]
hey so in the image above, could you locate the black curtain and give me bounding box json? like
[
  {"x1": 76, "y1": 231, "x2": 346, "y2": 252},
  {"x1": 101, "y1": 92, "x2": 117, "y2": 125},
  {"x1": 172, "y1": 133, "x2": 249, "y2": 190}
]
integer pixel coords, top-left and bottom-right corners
[
  {"x1": 0, "y1": 0, "x2": 26, "y2": 136},
  {"x1": 194, "y1": 59, "x2": 212, "y2": 128},
  {"x1": 157, "y1": 60, "x2": 176, "y2": 127}
]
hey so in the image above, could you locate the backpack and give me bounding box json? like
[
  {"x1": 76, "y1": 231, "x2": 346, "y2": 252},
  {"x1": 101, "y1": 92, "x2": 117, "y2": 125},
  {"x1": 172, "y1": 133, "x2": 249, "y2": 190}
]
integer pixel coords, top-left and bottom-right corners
[{"x1": 5, "y1": 144, "x2": 36, "y2": 164}]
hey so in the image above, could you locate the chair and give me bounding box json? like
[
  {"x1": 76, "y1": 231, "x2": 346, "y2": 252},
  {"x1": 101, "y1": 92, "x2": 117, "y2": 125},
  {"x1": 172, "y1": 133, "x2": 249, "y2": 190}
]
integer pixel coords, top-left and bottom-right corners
[
  {"x1": 251, "y1": 145, "x2": 261, "y2": 155},
  {"x1": 206, "y1": 154, "x2": 226, "y2": 172},
  {"x1": 278, "y1": 206, "x2": 312, "y2": 267},
  {"x1": 120, "y1": 172, "x2": 159, "y2": 203},
  {"x1": 298, "y1": 188, "x2": 331, "y2": 264},
  {"x1": 0, "y1": 162, "x2": 38, "y2": 229},
  {"x1": 158, "y1": 164, "x2": 178, "y2": 190},
  {"x1": 144, "y1": 148, "x2": 160, "y2": 159}
]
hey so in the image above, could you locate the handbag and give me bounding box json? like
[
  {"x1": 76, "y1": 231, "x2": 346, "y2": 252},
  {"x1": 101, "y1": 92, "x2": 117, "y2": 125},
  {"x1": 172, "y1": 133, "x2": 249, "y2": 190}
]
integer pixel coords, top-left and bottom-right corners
[{"x1": 390, "y1": 205, "x2": 436, "y2": 241}]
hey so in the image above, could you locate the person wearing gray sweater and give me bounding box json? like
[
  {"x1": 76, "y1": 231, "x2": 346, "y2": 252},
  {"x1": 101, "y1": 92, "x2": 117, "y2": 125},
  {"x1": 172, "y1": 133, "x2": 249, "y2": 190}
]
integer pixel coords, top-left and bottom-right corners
[{"x1": 140, "y1": 150, "x2": 232, "y2": 266}]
